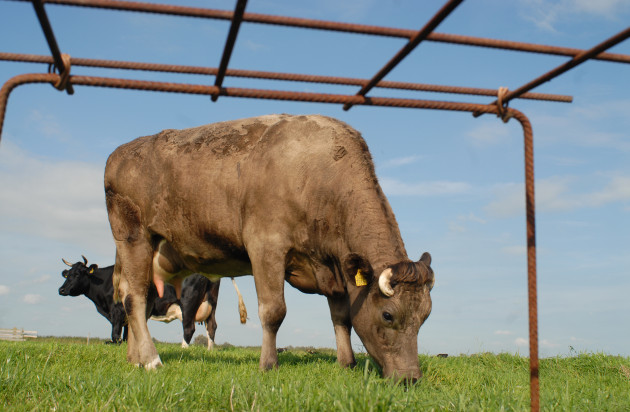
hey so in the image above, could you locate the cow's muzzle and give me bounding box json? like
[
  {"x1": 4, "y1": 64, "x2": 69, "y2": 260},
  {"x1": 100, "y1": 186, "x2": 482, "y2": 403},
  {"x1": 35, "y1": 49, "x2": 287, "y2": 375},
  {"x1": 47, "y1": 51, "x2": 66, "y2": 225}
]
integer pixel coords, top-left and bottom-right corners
[{"x1": 384, "y1": 367, "x2": 422, "y2": 385}]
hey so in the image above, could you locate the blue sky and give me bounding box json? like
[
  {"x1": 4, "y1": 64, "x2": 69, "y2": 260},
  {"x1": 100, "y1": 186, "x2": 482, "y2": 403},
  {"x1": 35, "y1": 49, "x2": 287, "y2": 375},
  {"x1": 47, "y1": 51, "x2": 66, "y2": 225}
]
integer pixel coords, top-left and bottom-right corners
[{"x1": 0, "y1": 0, "x2": 628, "y2": 358}]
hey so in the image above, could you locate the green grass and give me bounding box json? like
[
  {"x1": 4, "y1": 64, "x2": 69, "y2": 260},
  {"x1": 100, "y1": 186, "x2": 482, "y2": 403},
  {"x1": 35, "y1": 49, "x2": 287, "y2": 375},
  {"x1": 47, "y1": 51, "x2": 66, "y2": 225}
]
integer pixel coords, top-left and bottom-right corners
[{"x1": 1, "y1": 338, "x2": 629, "y2": 411}]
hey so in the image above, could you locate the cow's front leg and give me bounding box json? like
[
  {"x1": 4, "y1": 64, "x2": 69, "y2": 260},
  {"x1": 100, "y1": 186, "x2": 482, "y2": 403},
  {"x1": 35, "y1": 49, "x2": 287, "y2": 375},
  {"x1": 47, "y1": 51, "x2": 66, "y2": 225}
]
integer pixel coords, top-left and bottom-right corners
[
  {"x1": 249, "y1": 244, "x2": 287, "y2": 370},
  {"x1": 117, "y1": 241, "x2": 161, "y2": 369},
  {"x1": 327, "y1": 295, "x2": 356, "y2": 368},
  {"x1": 111, "y1": 304, "x2": 126, "y2": 343}
]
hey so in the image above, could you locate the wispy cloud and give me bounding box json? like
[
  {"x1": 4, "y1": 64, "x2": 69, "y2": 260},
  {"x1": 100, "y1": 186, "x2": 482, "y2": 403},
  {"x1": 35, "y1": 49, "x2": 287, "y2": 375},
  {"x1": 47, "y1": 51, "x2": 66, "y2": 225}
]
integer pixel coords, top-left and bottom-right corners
[
  {"x1": 466, "y1": 121, "x2": 513, "y2": 147},
  {"x1": 515, "y1": 337, "x2": 528, "y2": 346},
  {"x1": 519, "y1": 0, "x2": 630, "y2": 32},
  {"x1": 28, "y1": 110, "x2": 71, "y2": 142},
  {"x1": 380, "y1": 177, "x2": 473, "y2": 197},
  {"x1": 495, "y1": 330, "x2": 514, "y2": 336},
  {"x1": 0, "y1": 142, "x2": 113, "y2": 255},
  {"x1": 501, "y1": 246, "x2": 526, "y2": 256},
  {"x1": 485, "y1": 174, "x2": 630, "y2": 217},
  {"x1": 0, "y1": 285, "x2": 9, "y2": 296},
  {"x1": 23, "y1": 294, "x2": 43, "y2": 305},
  {"x1": 29, "y1": 275, "x2": 51, "y2": 285},
  {"x1": 448, "y1": 213, "x2": 487, "y2": 234},
  {"x1": 380, "y1": 155, "x2": 423, "y2": 168}
]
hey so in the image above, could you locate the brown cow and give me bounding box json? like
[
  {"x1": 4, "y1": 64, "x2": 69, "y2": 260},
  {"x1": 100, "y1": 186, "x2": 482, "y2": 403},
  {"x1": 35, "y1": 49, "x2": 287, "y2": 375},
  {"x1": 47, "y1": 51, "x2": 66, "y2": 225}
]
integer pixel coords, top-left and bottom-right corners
[{"x1": 104, "y1": 114, "x2": 434, "y2": 382}]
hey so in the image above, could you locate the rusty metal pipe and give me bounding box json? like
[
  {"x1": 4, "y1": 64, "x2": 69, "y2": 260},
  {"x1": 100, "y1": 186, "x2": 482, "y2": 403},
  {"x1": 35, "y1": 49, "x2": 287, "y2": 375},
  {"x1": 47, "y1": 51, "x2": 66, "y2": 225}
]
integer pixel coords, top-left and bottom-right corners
[
  {"x1": 30, "y1": 0, "x2": 74, "y2": 94},
  {"x1": 0, "y1": 52, "x2": 574, "y2": 103},
  {"x1": 343, "y1": 0, "x2": 464, "y2": 110},
  {"x1": 212, "y1": 0, "x2": 248, "y2": 101},
  {"x1": 474, "y1": 26, "x2": 630, "y2": 117},
  {"x1": 503, "y1": 27, "x2": 630, "y2": 104},
  {"x1": 11, "y1": 0, "x2": 627, "y2": 64},
  {"x1": 0, "y1": 73, "x2": 59, "y2": 143}
]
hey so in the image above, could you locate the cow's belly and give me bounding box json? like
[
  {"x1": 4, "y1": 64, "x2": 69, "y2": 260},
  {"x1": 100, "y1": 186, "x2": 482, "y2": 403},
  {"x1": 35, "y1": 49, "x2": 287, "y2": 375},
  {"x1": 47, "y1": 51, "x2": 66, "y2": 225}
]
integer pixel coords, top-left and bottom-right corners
[
  {"x1": 152, "y1": 239, "x2": 251, "y2": 298},
  {"x1": 150, "y1": 303, "x2": 182, "y2": 323},
  {"x1": 195, "y1": 300, "x2": 212, "y2": 322}
]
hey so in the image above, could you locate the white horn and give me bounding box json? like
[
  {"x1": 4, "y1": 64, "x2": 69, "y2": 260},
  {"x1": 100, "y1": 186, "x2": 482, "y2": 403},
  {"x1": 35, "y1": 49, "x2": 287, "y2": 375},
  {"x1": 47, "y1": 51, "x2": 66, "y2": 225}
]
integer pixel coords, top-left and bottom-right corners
[
  {"x1": 62, "y1": 258, "x2": 73, "y2": 267},
  {"x1": 378, "y1": 268, "x2": 395, "y2": 297}
]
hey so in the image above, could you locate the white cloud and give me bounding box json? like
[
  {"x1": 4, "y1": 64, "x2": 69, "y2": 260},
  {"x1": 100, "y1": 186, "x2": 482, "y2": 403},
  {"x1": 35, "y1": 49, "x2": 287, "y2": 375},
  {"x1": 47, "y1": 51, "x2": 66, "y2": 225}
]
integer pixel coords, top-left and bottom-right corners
[
  {"x1": 448, "y1": 213, "x2": 487, "y2": 234},
  {"x1": 0, "y1": 285, "x2": 9, "y2": 295},
  {"x1": 515, "y1": 337, "x2": 529, "y2": 346},
  {"x1": 485, "y1": 174, "x2": 630, "y2": 217},
  {"x1": 501, "y1": 246, "x2": 526, "y2": 256},
  {"x1": 30, "y1": 275, "x2": 51, "y2": 285},
  {"x1": 519, "y1": 0, "x2": 630, "y2": 31},
  {"x1": 466, "y1": 122, "x2": 512, "y2": 147},
  {"x1": 380, "y1": 155, "x2": 423, "y2": 168},
  {"x1": 28, "y1": 110, "x2": 71, "y2": 142},
  {"x1": 541, "y1": 339, "x2": 561, "y2": 348},
  {"x1": 380, "y1": 177, "x2": 472, "y2": 197},
  {"x1": 0, "y1": 142, "x2": 113, "y2": 255},
  {"x1": 23, "y1": 294, "x2": 43, "y2": 304},
  {"x1": 494, "y1": 330, "x2": 514, "y2": 336}
]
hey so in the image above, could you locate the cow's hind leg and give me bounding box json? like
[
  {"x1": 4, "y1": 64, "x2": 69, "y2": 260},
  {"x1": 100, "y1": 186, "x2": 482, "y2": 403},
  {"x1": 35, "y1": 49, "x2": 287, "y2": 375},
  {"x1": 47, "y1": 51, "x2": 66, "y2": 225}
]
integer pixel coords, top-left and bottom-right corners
[
  {"x1": 327, "y1": 296, "x2": 356, "y2": 368},
  {"x1": 117, "y1": 240, "x2": 161, "y2": 369}
]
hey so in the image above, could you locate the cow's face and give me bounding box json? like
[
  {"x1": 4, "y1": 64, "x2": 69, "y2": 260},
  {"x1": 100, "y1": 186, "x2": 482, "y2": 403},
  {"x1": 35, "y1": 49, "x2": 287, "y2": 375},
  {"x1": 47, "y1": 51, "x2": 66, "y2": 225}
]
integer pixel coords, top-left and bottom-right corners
[
  {"x1": 346, "y1": 252, "x2": 434, "y2": 383},
  {"x1": 58, "y1": 258, "x2": 98, "y2": 296}
]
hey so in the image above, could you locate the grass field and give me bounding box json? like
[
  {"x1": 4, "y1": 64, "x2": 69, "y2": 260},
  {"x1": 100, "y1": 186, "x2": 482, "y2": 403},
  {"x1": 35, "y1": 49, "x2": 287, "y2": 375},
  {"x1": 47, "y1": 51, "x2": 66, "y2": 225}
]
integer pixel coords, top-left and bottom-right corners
[{"x1": 1, "y1": 338, "x2": 629, "y2": 411}]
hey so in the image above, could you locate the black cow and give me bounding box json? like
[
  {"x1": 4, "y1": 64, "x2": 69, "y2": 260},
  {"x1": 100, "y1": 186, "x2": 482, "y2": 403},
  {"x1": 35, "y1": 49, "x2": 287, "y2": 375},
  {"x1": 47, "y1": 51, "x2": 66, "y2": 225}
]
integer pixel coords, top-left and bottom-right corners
[
  {"x1": 58, "y1": 256, "x2": 247, "y2": 346},
  {"x1": 58, "y1": 256, "x2": 127, "y2": 343}
]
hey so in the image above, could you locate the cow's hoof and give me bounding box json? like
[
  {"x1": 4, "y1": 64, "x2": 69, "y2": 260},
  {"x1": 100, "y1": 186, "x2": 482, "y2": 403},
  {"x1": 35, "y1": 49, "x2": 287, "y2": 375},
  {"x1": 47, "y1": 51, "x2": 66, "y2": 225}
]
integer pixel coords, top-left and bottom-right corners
[{"x1": 143, "y1": 356, "x2": 163, "y2": 370}]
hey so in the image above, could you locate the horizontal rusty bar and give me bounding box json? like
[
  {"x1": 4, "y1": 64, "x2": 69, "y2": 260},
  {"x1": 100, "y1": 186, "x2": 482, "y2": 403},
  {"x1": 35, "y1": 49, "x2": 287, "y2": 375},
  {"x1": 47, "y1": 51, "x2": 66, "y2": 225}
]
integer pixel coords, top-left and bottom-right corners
[
  {"x1": 0, "y1": 52, "x2": 573, "y2": 103},
  {"x1": 15, "y1": 0, "x2": 627, "y2": 64}
]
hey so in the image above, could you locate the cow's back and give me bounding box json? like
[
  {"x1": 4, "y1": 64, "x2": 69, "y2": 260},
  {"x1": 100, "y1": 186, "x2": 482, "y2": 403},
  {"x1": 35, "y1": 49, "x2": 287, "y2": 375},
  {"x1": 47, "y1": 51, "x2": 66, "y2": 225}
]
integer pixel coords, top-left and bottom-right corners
[{"x1": 105, "y1": 114, "x2": 381, "y2": 254}]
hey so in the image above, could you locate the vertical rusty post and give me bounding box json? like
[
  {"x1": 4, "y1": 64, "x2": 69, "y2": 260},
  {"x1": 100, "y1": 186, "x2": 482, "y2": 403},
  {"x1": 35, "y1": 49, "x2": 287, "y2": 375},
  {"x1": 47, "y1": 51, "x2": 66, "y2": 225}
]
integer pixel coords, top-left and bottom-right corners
[{"x1": 511, "y1": 109, "x2": 539, "y2": 412}]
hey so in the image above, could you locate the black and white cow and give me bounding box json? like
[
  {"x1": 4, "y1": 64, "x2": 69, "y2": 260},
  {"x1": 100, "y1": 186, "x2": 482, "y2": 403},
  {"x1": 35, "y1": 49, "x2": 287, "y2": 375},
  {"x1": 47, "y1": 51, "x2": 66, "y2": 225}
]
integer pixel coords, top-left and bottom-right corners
[{"x1": 58, "y1": 256, "x2": 247, "y2": 346}]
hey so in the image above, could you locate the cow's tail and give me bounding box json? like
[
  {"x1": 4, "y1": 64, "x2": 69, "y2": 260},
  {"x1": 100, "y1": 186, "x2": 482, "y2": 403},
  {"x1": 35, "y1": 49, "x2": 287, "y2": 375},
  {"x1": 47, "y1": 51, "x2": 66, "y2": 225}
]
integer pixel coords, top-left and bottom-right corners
[
  {"x1": 113, "y1": 270, "x2": 121, "y2": 303},
  {"x1": 231, "y1": 277, "x2": 247, "y2": 324}
]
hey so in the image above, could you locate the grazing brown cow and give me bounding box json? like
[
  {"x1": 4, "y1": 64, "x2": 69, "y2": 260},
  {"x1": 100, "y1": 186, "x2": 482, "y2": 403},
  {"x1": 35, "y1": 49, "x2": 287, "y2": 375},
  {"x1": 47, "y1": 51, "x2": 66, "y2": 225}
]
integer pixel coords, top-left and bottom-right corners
[{"x1": 105, "y1": 114, "x2": 434, "y2": 382}]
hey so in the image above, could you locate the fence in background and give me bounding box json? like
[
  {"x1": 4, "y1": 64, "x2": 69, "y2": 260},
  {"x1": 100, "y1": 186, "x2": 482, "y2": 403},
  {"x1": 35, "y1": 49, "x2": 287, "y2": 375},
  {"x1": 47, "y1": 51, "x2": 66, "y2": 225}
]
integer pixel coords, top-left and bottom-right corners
[{"x1": 0, "y1": 327, "x2": 38, "y2": 341}]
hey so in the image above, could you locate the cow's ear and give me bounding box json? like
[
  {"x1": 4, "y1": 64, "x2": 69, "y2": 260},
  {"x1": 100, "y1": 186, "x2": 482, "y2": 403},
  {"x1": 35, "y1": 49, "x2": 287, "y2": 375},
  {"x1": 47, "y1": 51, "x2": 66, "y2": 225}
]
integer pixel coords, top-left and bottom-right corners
[
  {"x1": 343, "y1": 253, "x2": 373, "y2": 287},
  {"x1": 88, "y1": 264, "x2": 98, "y2": 274},
  {"x1": 418, "y1": 252, "x2": 434, "y2": 290}
]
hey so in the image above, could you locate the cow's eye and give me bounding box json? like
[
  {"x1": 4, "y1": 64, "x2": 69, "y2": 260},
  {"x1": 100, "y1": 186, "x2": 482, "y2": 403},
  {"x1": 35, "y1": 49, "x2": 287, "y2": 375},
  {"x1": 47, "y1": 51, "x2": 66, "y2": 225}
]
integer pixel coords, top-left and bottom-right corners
[{"x1": 382, "y1": 311, "x2": 393, "y2": 323}]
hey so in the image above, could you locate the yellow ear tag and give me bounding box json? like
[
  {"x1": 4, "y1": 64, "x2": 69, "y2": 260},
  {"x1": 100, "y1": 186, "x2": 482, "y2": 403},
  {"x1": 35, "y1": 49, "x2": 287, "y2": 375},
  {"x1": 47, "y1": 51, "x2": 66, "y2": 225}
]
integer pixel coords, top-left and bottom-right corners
[
  {"x1": 89, "y1": 268, "x2": 94, "y2": 274},
  {"x1": 355, "y1": 269, "x2": 367, "y2": 286}
]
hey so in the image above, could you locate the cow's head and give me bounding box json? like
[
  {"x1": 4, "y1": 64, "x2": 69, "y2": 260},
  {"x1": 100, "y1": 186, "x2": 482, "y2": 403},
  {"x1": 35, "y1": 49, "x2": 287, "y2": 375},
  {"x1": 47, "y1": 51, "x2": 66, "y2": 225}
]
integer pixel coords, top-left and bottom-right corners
[
  {"x1": 345, "y1": 252, "x2": 434, "y2": 383},
  {"x1": 58, "y1": 256, "x2": 99, "y2": 296}
]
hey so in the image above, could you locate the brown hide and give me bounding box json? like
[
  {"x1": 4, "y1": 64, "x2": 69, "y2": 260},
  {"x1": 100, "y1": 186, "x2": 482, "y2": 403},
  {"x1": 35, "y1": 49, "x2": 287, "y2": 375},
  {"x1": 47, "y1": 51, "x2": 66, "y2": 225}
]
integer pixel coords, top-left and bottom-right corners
[{"x1": 105, "y1": 114, "x2": 433, "y2": 381}]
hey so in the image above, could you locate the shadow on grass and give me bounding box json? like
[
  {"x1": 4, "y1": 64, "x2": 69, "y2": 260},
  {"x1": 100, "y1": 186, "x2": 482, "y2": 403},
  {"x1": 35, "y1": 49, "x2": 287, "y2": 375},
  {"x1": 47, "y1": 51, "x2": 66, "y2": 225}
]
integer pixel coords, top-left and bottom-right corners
[{"x1": 156, "y1": 343, "x2": 345, "y2": 367}]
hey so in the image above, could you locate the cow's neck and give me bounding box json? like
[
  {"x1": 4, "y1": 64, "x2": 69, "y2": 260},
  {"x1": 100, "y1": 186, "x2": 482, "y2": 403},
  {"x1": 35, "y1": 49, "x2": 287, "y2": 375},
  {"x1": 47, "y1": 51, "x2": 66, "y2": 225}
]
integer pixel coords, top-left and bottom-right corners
[
  {"x1": 85, "y1": 272, "x2": 107, "y2": 303},
  {"x1": 341, "y1": 185, "x2": 408, "y2": 275}
]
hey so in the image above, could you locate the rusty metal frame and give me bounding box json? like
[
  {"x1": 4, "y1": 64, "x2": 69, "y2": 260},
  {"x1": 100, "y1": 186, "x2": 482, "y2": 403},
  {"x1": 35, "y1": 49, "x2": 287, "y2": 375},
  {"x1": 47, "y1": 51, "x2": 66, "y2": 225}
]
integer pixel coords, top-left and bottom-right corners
[{"x1": 1, "y1": 1, "x2": 629, "y2": 411}]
